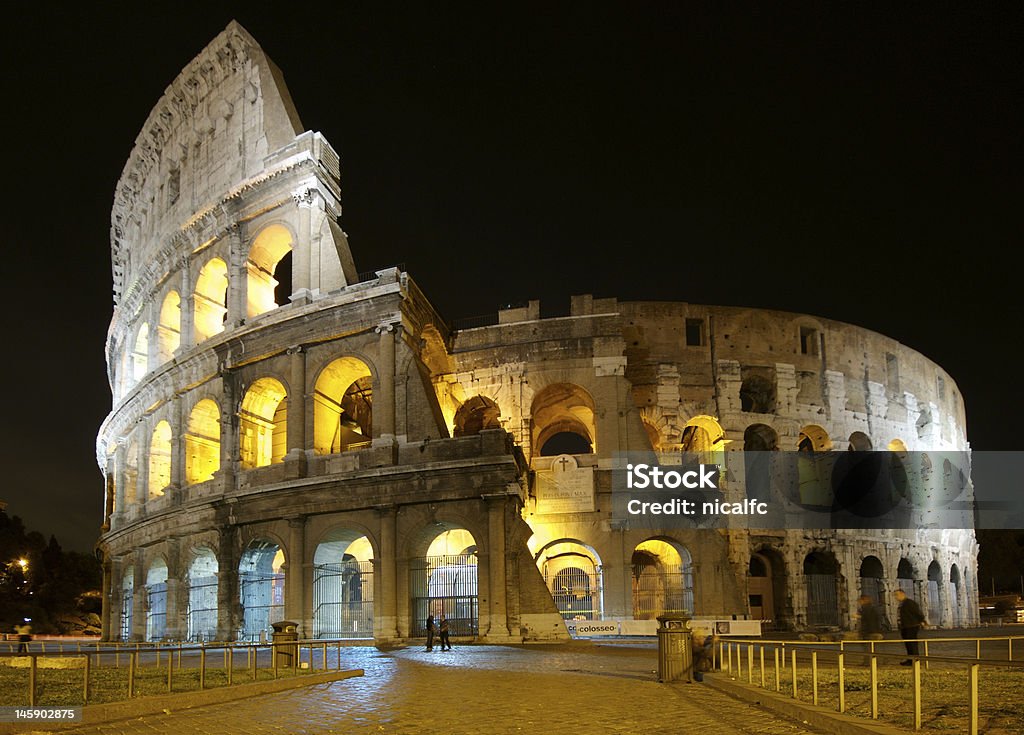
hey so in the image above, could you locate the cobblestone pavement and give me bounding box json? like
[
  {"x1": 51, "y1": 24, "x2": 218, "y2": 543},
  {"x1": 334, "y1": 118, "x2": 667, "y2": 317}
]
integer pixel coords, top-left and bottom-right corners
[{"x1": 47, "y1": 643, "x2": 826, "y2": 735}]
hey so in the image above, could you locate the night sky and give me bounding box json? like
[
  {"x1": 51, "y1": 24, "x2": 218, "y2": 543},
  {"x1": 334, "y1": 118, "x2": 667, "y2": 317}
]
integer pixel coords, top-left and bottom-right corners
[{"x1": 2, "y1": 5, "x2": 1020, "y2": 552}]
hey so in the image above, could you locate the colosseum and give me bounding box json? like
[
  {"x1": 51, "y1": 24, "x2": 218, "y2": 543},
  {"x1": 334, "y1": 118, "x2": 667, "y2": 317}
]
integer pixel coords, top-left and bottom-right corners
[{"x1": 95, "y1": 22, "x2": 978, "y2": 644}]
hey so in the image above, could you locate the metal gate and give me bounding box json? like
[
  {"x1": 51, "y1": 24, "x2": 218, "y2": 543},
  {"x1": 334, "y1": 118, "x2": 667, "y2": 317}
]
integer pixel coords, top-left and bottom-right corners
[
  {"x1": 239, "y1": 570, "x2": 284, "y2": 641},
  {"x1": 632, "y1": 564, "x2": 694, "y2": 619},
  {"x1": 187, "y1": 577, "x2": 218, "y2": 641},
  {"x1": 806, "y1": 574, "x2": 839, "y2": 626},
  {"x1": 927, "y1": 580, "x2": 941, "y2": 625},
  {"x1": 410, "y1": 553, "x2": 478, "y2": 637},
  {"x1": 312, "y1": 560, "x2": 374, "y2": 638},
  {"x1": 859, "y1": 576, "x2": 883, "y2": 605},
  {"x1": 146, "y1": 582, "x2": 167, "y2": 641},
  {"x1": 545, "y1": 565, "x2": 604, "y2": 621},
  {"x1": 897, "y1": 578, "x2": 916, "y2": 598},
  {"x1": 119, "y1": 582, "x2": 133, "y2": 641}
]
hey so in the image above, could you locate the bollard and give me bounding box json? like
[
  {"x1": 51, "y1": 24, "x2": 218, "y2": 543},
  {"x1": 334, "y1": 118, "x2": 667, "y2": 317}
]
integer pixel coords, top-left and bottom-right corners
[
  {"x1": 84, "y1": 654, "x2": 91, "y2": 703},
  {"x1": 656, "y1": 614, "x2": 693, "y2": 683}
]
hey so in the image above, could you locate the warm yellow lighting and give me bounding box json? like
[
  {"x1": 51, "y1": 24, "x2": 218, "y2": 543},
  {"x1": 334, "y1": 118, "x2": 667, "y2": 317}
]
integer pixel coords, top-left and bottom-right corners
[
  {"x1": 131, "y1": 323, "x2": 149, "y2": 384},
  {"x1": 194, "y1": 257, "x2": 228, "y2": 343},
  {"x1": 247, "y1": 224, "x2": 294, "y2": 317},
  {"x1": 426, "y1": 529, "x2": 476, "y2": 557},
  {"x1": 157, "y1": 291, "x2": 181, "y2": 363},
  {"x1": 313, "y1": 357, "x2": 372, "y2": 454},
  {"x1": 186, "y1": 399, "x2": 221, "y2": 484},
  {"x1": 149, "y1": 420, "x2": 172, "y2": 497},
  {"x1": 239, "y1": 378, "x2": 288, "y2": 468},
  {"x1": 17, "y1": 558, "x2": 28, "y2": 570}
]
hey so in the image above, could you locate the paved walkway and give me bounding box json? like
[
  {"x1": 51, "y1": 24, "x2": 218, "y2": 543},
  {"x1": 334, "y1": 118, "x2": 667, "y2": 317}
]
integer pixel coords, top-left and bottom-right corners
[{"x1": 48, "y1": 644, "x2": 826, "y2": 735}]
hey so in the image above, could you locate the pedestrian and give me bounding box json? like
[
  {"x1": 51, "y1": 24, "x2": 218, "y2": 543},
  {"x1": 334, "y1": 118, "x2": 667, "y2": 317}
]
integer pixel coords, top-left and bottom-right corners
[
  {"x1": 895, "y1": 589, "x2": 926, "y2": 664},
  {"x1": 692, "y1": 631, "x2": 715, "y2": 681},
  {"x1": 438, "y1": 614, "x2": 451, "y2": 651},
  {"x1": 858, "y1": 595, "x2": 883, "y2": 640},
  {"x1": 15, "y1": 622, "x2": 32, "y2": 653},
  {"x1": 425, "y1": 614, "x2": 436, "y2": 651}
]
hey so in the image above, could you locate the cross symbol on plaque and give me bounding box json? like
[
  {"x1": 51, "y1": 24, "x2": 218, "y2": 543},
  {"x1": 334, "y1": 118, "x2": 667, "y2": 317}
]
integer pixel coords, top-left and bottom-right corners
[{"x1": 556, "y1": 456, "x2": 571, "y2": 471}]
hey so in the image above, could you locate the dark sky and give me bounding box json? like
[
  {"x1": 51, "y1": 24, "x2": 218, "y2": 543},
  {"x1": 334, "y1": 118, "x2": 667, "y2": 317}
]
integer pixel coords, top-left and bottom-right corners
[{"x1": 1, "y1": 5, "x2": 1021, "y2": 552}]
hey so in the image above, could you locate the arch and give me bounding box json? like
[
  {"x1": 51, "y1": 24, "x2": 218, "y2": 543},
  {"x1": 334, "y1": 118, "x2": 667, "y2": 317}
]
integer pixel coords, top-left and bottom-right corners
[
  {"x1": 193, "y1": 257, "x2": 228, "y2": 343},
  {"x1": 119, "y1": 571, "x2": 134, "y2": 641},
  {"x1": 313, "y1": 357, "x2": 373, "y2": 454},
  {"x1": 312, "y1": 529, "x2": 374, "y2": 639},
  {"x1": 238, "y1": 539, "x2": 285, "y2": 641},
  {"x1": 145, "y1": 559, "x2": 168, "y2": 641},
  {"x1": 743, "y1": 423, "x2": 779, "y2": 451},
  {"x1": 157, "y1": 291, "x2": 181, "y2": 363},
  {"x1": 798, "y1": 424, "x2": 833, "y2": 453},
  {"x1": 927, "y1": 560, "x2": 943, "y2": 625},
  {"x1": 681, "y1": 415, "x2": 726, "y2": 452},
  {"x1": 748, "y1": 548, "x2": 788, "y2": 630},
  {"x1": 896, "y1": 558, "x2": 917, "y2": 597},
  {"x1": 531, "y1": 383, "x2": 597, "y2": 458},
  {"x1": 858, "y1": 556, "x2": 887, "y2": 622},
  {"x1": 536, "y1": 539, "x2": 604, "y2": 622},
  {"x1": 804, "y1": 551, "x2": 840, "y2": 627},
  {"x1": 239, "y1": 378, "x2": 288, "y2": 468},
  {"x1": 123, "y1": 438, "x2": 139, "y2": 506},
  {"x1": 247, "y1": 224, "x2": 295, "y2": 317},
  {"x1": 131, "y1": 323, "x2": 149, "y2": 384},
  {"x1": 148, "y1": 420, "x2": 172, "y2": 498},
  {"x1": 185, "y1": 399, "x2": 221, "y2": 484},
  {"x1": 740, "y1": 374, "x2": 776, "y2": 413},
  {"x1": 848, "y1": 431, "x2": 873, "y2": 451},
  {"x1": 187, "y1": 547, "x2": 218, "y2": 641},
  {"x1": 888, "y1": 438, "x2": 909, "y2": 454},
  {"x1": 453, "y1": 396, "x2": 502, "y2": 437},
  {"x1": 411, "y1": 527, "x2": 479, "y2": 637},
  {"x1": 631, "y1": 538, "x2": 693, "y2": 619}
]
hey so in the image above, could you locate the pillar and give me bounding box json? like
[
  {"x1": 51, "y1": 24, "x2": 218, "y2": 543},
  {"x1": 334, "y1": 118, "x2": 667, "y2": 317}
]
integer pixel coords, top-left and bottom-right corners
[
  {"x1": 100, "y1": 557, "x2": 112, "y2": 640},
  {"x1": 287, "y1": 347, "x2": 306, "y2": 455},
  {"x1": 286, "y1": 516, "x2": 307, "y2": 635},
  {"x1": 227, "y1": 227, "x2": 247, "y2": 327},
  {"x1": 484, "y1": 495, "x2": 512, "y2": 639},
  {"x1": 290, "y1": 188, "x2": 314, "y2": 302},
  {"x1": 219, "y1": 371, "x2": 237, "y2": 486},
  {"x1": 217, "y1": 525, "x2": 238, "y2": 641},
  {"x1": 131, "y1": 553, "x2": 146, "y2": 641},
  {"x1": 171, "y1": 395, "x2": 185, "y2": 494},
  {"x1": 178, "y1": 256, "x2": 194, "y2": 353},
  {"x1": 374, "y1": 322, "x2": 396, "y2": 443},
  {"x1": 376, "y1": 505, "x2": 399, "y2": 639}
]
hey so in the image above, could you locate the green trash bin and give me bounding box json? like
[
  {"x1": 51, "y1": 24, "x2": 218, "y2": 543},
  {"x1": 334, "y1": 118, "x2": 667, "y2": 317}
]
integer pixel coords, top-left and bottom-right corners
[
  {"x1": 271, "y1": 620, "x2": 299, "y2": 668},
  {"x1": 657, "y1": 614, "x2": 693, "y2": 683}
]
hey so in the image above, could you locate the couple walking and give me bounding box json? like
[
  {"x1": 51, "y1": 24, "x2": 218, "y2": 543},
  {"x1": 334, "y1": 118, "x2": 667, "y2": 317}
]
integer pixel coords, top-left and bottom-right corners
[{"x1": 425, "y1": 614, "x2": 452, "y2": 651}]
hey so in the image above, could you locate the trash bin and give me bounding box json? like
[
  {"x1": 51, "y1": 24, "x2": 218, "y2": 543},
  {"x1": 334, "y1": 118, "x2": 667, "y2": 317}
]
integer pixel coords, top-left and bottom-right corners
[
  {"x1": 657, "y1": 614, "x2": 693, "y2": 683},
  {"x1": 271, "y1": 620, "x2": 299, "y2": 668}
]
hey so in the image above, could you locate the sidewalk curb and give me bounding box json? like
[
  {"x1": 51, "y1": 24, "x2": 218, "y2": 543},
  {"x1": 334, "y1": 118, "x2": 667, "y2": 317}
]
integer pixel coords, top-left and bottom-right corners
[
  {"x1": 0, "y1": 669, "x2": 363, "y2": 733},
  {"x1": 704, "y1": 674, "x2": 907, "y2": 735}
]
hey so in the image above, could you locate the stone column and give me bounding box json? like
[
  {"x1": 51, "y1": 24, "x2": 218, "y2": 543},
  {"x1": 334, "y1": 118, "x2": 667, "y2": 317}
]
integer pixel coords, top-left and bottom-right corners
[
  {"x1": 227, "y1": 227, "x2": 247, "y2": 327},
  {"x1": 217, "y1": 524, "x2": 238, "y2": 641},
  {"x1": 171, "y1": 395, "x2": 185, "y2": 495},
  {"x1": 101, "y1": 557, "x2": 112, "y2": 640},
  {"x1": 376, "y1": 505, "x2": 399, "y2": 639},
  {"x1": 484, "y1": 495, "x2": 511, "y2": 639},
  {"x1": 219, "y1": 372, "x2": 237, "y2": 486},
  {"x1": 290, "y1": 187, "x2": 314, "y2": 302},
  {"x1": 138, "y1": 418, "x2": 151, "y2": 508},
  {"x1": 374, "y1": 322, "x2": 396, "y2": 443},
  {"x1": 286, "y1": 517, "x2": 307, "y2": 635},
  {"x1": 287, "y1": 347, "x2": 306, "y2": 455},
  {"x1": 113, "y1": 442, "x2": 126, "y2": 521},
  {"x1": 178, "y1": 256, "x2": 194, "y2": 353},
  {"x1": 132, "y1": 553, "x2": 146, "y2": 641}
]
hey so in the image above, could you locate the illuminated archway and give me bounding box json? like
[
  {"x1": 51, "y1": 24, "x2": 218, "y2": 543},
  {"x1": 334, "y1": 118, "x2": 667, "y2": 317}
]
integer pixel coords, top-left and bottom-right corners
[
  {"x1": 411, "y1": 528, "x2": 478, "y2": 637},
  {"x1": 131, "y1": 323, "x2": 149, "y2": 384},
  {"x1": 187, "y1": 547, "x2": 218, "y2": 641},
  {"x1": 247, "y1": 224, "x2": 294, "y2": 317},
  {"x1": 531, "y1": 383, "x2": 596, "y2": 458},
  {"x1": 313, "y1": 357, "x2": 373, "y2": 454},
  {"x1": 453, "y1": 396, "x2": 502, "y2": 437},
  {"x1": 193, "y1": 257, "x2": 228, "y2": 343},
  {"x1": 123, "y1": 439, "x2": 139, "y2": 506},
  {"x1": 185, "y1": 399, "x2": 221, "y2": 484},
  {"x1": 239, "y1": 378, "x2": 288, "y2": 469},
  {"x1": 148, "y1": 421, "x2": 172, "y2": 498},
  {"x1": 848, "y1": 431, "x2": 873, "y2": 451},
  {"x1": 312, "y1": 531, "x2": 374, "y2": 638},
  {"x1": 631, "y1": 539, "x2": 693, "y2": 619},
  {"x1": 798, "y1": 424, "x2": 832, "y2": 453},
  {"x1": 145, "y1": 559, "x2": 168, "y2": 641},
  {"x1": 537, "y1": 540, "x2": 604, "y2": 621},
  {"x1": 157, "y1": 291, "x2": 181, "y2": 363},
  {"x1": 239, "y1": 540, "x2": 285, "y2": 641}
]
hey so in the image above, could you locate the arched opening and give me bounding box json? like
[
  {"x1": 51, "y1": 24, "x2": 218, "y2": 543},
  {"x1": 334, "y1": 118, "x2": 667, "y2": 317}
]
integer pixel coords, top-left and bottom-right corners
[
  {"x1": 743, "y1": 423, "x2": 778, "y2": 500},
  {"x1": 185, "y1": 399, "x2": 221, "y2": 484},
  {"x1": 247, "y1": 224, "x2": 295, "y2": 317},
  {"x1": 123, "y1": 439, "x2": 139, "y2": 506},
  {"x1": 631, "y1": 539, "x2": 693, "y2": 619},
  {"x1": 157, "y1": 291, "x2": 181, "y2": 363},
  {"x1": 148, "y1": 421, "x2": 172, "y2": 498},
  {"x1": 804, "y1": 551, "x2": 840, "y2": 627},
  {"x1": 119, "y1": 572, "x2": 133, "y2": 641},
  {"x1": 131, "y1": 323, "x2": 149, "y2": 384},
  {"x1": 888, "y1": 438, "x2": 909, "y2": 454},
  {"x1": 950, "y1": 564, "x2": 962, "y2": 628},
  {"x1": 411, "y1": 528, "x2": 478, "y2": 637},
  {"x1": 238, "y1": 540, "x2": 284, "y2": 641},
  {"x1": 859, "y1": 556, "x2": 888, "y2": 629},
  {"x1": 187, "y1": 547, "x2": 218, "y2": 641},
  {"x1": 897, "y1": 558, "x2": 917, "y2": 597},
  {"x1": 927, "y1": 560, "x2": 943, "y2": 626},
  {"x1": 531, "y1": 383, "x2": 596, "y2": 459},
  {"x1": 798, "y1": 424, "x2": 833, "y2": 453},
  {"x1": 193, "y1": 257, "x2": 228, "y2": 343},
  {"x1": 537, "y1": 540, "x2": 603, "y2": 621},
  {"x1": 681, "y1": 416, "x2": 728, "y2": 476},
  {"x1": 313, "y1": 357, "x2": 373, "y2": 454},
  {"x1": 312, "y1": 532, "x2": 374, "y2": 638},
  {"x1": 748, "y1": 550, "x2": 788, "y2": 630},
  {"x1": 848, "y1": 431, "x2": 873, "y2": 451},
  {"x1": 797, "y1": 424, "x2": 833, "y2": 507},
  {"x1": 239, "y1": 378, "x2": 288, "y2": 469},
  {"x1": 740, "y1": 374, "x2": 776, "y2": 413},
  {"x1": 453, "y1": 396, "x2": 502, "y2": 437},
  {"x1": 145, "y1": 559, "x2": 168, "y2": 641}
]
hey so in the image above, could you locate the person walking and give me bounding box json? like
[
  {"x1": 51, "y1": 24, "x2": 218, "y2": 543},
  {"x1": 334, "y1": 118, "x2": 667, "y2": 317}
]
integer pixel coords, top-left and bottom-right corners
[
  {"x1": 895, "y1": 589, "x2": 926, "y2": 664},
  {"x1": 425, "y1": 614, "x2": 436, "y2": 651},
  {"x1": 438, "y1": 614, "x2": 451, "y2": 651},
  {"x1": 858, "y1": 595, "x2": 883, "y2": 640},
  {"x1": 15, "y1": 622, "x2": 32, "y2": 653}
]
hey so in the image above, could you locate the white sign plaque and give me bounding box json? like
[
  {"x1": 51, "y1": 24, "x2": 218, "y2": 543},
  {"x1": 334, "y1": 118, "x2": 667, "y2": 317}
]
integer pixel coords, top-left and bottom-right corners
[{"x1": 536, "y1": 454, "x2": 595, "y2": 514}]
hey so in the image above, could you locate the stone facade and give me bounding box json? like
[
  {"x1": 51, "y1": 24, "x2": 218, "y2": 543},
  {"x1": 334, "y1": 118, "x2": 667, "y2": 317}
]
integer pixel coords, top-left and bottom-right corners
[{"x1": 96, "y1": 23, "x2": 978, "y2": 643}]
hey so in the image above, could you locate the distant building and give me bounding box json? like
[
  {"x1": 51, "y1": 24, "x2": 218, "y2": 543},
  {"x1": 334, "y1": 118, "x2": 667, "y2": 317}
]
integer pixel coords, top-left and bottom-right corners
[{"x1": 96, "y1": 22, "x2": 978, "y2": 643}]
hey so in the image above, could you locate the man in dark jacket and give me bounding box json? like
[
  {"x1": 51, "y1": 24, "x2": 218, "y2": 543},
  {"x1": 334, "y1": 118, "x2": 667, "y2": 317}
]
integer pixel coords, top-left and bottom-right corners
[{"x1": 895, "y1": 590, "x2": 926, "y2": 664}]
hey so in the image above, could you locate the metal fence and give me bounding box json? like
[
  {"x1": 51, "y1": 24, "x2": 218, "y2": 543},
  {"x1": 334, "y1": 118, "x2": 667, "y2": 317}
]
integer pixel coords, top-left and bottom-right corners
[
  {"x1": 312, "y1": 560, "x2": 374, "y2": 638},
  {"x1": 410, "y1": 553, "x2": 478, "y2": 636},
  {"x1": 632, "y1": 566, "x2": 694, "y2": 619}
]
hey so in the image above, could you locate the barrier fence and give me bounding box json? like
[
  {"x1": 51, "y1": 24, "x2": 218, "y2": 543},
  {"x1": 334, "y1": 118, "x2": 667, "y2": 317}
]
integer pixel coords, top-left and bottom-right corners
[
  {"x1": 715, "y1": 636, "x2": 1024, "y2": 735},
  {"x1": 0, "y1": 639, "x2": 355, "y2": 707}
]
